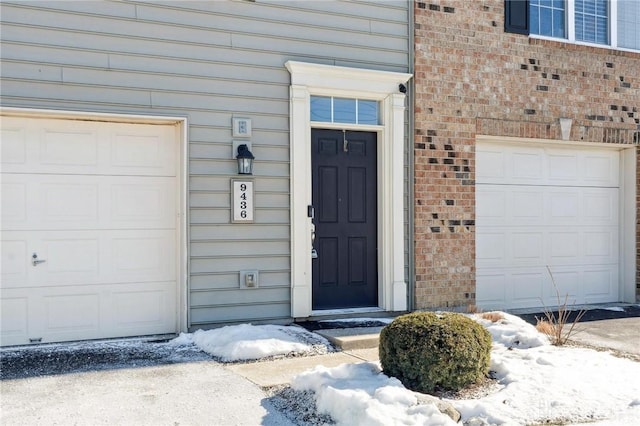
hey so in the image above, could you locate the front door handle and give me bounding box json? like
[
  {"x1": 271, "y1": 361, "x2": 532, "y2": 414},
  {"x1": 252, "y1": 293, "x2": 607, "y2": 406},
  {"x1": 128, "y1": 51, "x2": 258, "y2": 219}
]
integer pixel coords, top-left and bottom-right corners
[{"x1": 32, "y1": 253, "x2": 46, "y2": 266}]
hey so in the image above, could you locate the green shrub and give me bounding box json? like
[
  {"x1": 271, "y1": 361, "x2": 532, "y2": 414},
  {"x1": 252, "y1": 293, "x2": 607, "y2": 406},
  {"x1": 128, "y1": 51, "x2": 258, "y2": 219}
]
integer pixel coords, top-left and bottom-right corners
[{"x1": 379, "y1": 312, "x2": 492, "y2": 393}]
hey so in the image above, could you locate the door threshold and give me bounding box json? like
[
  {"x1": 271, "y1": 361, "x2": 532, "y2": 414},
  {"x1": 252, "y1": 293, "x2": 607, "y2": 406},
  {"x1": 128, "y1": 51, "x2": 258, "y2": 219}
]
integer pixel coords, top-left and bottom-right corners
[{"x1": 309, "y1": 307, "x2": 385, "y2": 319}]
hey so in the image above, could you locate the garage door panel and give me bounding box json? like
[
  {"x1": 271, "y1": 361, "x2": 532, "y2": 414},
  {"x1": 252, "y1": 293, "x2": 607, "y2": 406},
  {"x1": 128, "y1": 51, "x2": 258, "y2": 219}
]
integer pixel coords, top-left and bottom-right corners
[
  {"x1": 583, "y1": 190, "x2": 618, "y2": 223},
  {"x1": 44, "y1": 293, "x2": 101, "y2": 332},
  {"x1": 111, "y1": 132, "x2": 168, "y2": 170},
  {"x1": 112, "y1": 233, "x2": 176, "y2": 280},
  {"x1": 548, "y1": 152, "x2": 578, "y2": 181},
  {"x1": 1, "y1": 281, "x2": 176, "y2": 345},
  {"x1": 549, "y1": 232, "x2": 580, "y2": 261},
  {"x1": 546, "y1": 270, "x2": 580, "y2": 301},
  {"x1": 43, "y1": 182, "x2": 99, "y2": 222},
  {"x1": 475, "y1": 272, "x2": 507, "y2": 308},
  {"x1": 41, "y1": 127, "x2": 99, "y2": 167},
  {"x1": 476, "y1": 189, "x2": 506, "y2": 224},
  {"x1": 584, "y1": 154, "x2": 617, "y2": 185},
  {"x1": 0, "y1": 297, "x2": 29, "y2": 341},
  {"x1": 112, "y1": 286, "x2": 173, "y2": 329},
  {"x1": 1, "y1": 116, "x2": 179, "y2": 346},
  {"x1": 477, "y1": 142, "x2": 620, "y2": 310},
  {"x1": 46, "y1": 238, "x2": 99, "y2": 274},
  {"x1": 1, "y1": 118, "x2": 176, "y2": 176},
  {"x1": 1, "y1": 239, "x2": 28, "y2": 284},
  {"x1": 478, "y1": 265, "x2": 618, "y2": 308},
  {"x1": 476, "y1": 232, "x2": 506, "y2": 264},
  {"x1": 512, "y1": 232, "x2": 544, "y2": 263},
  {"x1": 2, "y1": 174, "x2": 175, "y2": 230},
  {"x1": 583, "y1": 268, "x2": 618, "y2": 302},
  {"x1": 512, "y1": 191, "x2": 544, "y2": 222},
  {"x1": 479, "y1": 186, "x2": 617, "y2": 226},
  {"x1": 111, "y1": 180, "x2": 176, "y2": 225},
  {"x1": 549, "y1": 191, "x2": 579, "y2": 221},
  {"x1": 476, "y1": 149, "x2": 506, "y2": 179},
  {"x1": 584, "y1": 230, "x2": 618, "y2": 259},
  {"x1": 477, "y1": 144, "x2": 619, "y2": 187},
  {"x1": 510, "y1": 271, "x2": 545, "y2": 306},
  {"x1": 1, "y1": 182, "x2": 27, "y2": 221},
  {"x1": 2, "y1": 231, "x2": 175, "y2": 288},
  {"x1": 1, "y1": 126, "x2": 27, "y2": 164},
  {"x1": 512, "y1": 151, "x2": 544, "y2": 180}
]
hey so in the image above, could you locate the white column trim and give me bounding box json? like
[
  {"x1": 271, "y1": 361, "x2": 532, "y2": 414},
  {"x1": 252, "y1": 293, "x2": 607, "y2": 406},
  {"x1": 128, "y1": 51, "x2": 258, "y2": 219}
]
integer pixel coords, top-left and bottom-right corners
[
  {"x1": 289, "y1": 84, "x2": 313, "y2": 317},
  {"x1": 621, "y1": 147, "x2": 637, "y2": 302},
  {"x1": 286, "y1": 61, "x2": 411, "y2": 317}
]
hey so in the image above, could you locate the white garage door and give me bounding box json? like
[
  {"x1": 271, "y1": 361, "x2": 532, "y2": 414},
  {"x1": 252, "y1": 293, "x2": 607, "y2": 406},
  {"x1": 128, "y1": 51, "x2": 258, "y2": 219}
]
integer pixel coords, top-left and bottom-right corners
[
  {"x1": 1, "y1": 116, "x2": 179, "y2": 346},
  {"x1": 476, "y1": 142, "x2": 620, "y2": 310}
]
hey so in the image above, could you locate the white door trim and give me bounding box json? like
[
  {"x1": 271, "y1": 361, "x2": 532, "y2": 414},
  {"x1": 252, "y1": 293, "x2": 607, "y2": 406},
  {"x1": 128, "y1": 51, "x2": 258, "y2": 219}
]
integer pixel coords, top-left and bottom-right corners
[
  {"x1": 0, "y1": 107, "x2": 189, "y2": 335},
  {"x1": 476, "y1": 135, "x2": 636, "y2": 306},
  {"x1": 285, "y1": 61, "x2": 412, "y2": 317}
]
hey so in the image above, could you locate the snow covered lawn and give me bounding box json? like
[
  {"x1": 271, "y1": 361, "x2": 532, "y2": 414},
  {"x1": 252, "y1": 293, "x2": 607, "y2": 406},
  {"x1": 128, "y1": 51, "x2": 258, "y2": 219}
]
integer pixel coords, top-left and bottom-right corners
[{"x1": 175, "y1": 313, "x2": 640, "y2": 425}]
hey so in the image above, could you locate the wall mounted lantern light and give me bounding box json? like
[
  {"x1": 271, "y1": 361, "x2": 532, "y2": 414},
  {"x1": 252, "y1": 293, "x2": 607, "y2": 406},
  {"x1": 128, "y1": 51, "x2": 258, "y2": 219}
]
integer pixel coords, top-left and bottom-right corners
[{"x1": 236, "y1": 144, "x2": 255, "y2": 175}]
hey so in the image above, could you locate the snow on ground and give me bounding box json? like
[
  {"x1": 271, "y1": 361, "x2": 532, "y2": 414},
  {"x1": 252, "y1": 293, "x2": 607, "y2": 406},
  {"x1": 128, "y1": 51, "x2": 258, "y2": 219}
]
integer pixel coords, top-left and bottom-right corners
[
  {"x1": 292, "y1": 362, "x2": 455, "y2": 426},
  {"x1": 172, "y1": 323, "x2": 333, "y2": 362},
  {"x1": 602, "y1": 306, "x2": 626, "y2": 312},
  {"x1": 174, "y1": 313, "x2": 640, "y2": 425}
]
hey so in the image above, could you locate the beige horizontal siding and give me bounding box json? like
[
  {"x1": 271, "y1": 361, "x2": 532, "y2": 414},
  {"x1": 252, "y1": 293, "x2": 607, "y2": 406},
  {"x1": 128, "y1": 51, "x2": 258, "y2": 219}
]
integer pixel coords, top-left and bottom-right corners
[
  {"x1": 0, "y1": 0, "x2": 410, "y2": 328},
  {"x1": 190, "y1": 271, "x2": 290, "y2": 291}
]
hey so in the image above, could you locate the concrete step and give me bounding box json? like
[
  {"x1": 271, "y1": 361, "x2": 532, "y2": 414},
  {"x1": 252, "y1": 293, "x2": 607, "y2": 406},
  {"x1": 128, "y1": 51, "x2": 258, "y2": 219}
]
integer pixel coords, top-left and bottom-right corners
[{"x1": 314, "y1": 326, "x2": 384, "y2": 350}]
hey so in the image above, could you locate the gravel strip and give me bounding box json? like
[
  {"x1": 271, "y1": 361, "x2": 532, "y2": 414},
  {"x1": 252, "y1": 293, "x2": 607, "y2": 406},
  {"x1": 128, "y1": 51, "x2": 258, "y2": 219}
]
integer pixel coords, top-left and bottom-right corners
[{"x1": 265, "y1": 385, "x2": 336, "y2": 426}]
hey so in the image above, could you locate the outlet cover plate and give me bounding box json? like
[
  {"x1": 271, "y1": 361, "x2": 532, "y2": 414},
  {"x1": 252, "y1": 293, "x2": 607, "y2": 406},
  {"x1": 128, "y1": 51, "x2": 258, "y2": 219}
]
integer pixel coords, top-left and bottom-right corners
[{"x1": 239, "y1": 270, "x2": 259, "y2": 288}]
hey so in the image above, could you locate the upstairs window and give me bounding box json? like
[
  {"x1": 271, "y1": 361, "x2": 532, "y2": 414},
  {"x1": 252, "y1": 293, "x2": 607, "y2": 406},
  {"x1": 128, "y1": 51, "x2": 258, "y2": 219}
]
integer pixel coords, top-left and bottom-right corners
[
  {"x1": 506, "y1": 0, "x2": 639, "y2": 51},
  {"x1": 618, "y1": 0, "x2": 640, "y2": 49},
  {"x1": 530, "y1": 0, "x2": 566, "y2": 38},
  {"x1": 574, "y1": 0, "x2": 609, "y2": 44}
]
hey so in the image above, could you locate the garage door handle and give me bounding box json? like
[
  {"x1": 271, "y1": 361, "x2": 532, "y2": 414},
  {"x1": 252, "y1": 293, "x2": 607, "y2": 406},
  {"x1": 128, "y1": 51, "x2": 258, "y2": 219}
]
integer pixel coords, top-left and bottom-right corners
[{"x1": 32, "y1": 253, "x2": 46, "y2": 266}]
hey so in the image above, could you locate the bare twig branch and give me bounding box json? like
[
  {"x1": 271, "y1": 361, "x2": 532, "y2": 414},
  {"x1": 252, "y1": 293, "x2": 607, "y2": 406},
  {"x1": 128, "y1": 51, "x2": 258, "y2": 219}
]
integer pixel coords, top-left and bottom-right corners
[{"x1": 535, "y1": 266, "x2": 587, "y2": 346}]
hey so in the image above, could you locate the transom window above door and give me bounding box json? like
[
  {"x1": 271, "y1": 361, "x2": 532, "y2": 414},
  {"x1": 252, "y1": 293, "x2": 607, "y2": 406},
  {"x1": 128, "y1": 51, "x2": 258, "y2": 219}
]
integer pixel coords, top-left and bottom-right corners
[{"x1": 310, "y1": 96, "x2": 380, "y2": 125}]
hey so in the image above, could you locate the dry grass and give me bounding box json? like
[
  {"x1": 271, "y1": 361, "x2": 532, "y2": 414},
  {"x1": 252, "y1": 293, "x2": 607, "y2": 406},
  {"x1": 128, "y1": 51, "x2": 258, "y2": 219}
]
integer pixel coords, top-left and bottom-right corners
[
  {"x1": 466, "y1": 304, "x2": 481, "y2": 314},
  {"x1": 536, "y1": 266, "x2": 587, "y2": 346},
  {"x1": 535, "y1": 319, "x2": 557, "y2": 336},
  {"x1": 480, "y1": 312, "x2": 504, "y2": 323}
]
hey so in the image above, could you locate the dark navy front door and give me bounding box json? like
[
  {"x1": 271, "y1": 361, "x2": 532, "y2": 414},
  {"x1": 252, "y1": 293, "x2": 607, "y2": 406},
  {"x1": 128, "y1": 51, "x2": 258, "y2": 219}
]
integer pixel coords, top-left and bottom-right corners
[{"x1": 311, "y1": 129, "x2": 378, "y2": 310}]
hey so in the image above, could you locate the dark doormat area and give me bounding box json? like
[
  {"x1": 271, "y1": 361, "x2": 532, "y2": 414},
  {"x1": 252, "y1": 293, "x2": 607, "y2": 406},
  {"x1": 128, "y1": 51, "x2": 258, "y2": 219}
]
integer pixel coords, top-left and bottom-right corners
[
  {"x1": 514, "y1": 304, "x2": 640, "y2": 326},
  {"x1": 296, "y1": 319, "x2": 391, "y2": 332}
]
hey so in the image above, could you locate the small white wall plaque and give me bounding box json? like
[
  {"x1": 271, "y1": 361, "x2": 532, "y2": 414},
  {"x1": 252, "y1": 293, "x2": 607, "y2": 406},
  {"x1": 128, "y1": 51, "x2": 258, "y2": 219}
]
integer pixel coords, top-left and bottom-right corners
[
  {"x1": 232, "y1": 117, "x2": 252, "y2": 137},
  {"x1": 231, "y1": 179, "x2": 254, "y2": 223}
]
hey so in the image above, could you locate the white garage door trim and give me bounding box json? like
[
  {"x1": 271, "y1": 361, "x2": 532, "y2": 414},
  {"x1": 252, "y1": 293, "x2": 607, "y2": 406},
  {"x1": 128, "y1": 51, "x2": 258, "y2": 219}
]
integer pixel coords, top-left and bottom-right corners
[
  {"x1": 0, "y1": 108, "x2": 188, "y2": 345},
  {"x1": 476, "y1": 135, "x2": 636, "y2": 310}
]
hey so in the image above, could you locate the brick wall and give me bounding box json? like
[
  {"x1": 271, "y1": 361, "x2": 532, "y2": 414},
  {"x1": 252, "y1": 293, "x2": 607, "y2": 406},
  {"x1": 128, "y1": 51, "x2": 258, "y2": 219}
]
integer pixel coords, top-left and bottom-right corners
[{"x1": 413, "y1": 0, "x2": 640, "y2": 309}]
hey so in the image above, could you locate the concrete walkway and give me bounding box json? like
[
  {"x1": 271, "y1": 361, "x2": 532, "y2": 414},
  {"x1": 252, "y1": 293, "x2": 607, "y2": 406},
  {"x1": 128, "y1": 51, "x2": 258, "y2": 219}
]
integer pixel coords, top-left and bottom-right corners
[
  {"x1": 227, "y1": 348, "x2": 379, "y2": 388},
  {"x1": 569, "y1": 317, "x2": 640, "y2": 356},
  {"x1": 1, "y1": 361, "x2": 295, "y2": 426}
]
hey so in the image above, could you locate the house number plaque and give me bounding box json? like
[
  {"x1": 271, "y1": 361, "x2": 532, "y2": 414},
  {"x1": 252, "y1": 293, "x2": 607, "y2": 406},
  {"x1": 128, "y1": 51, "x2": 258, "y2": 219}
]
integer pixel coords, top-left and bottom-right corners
[{"x1": 231, "y1": 179, "x2": 254, "y2": 223}]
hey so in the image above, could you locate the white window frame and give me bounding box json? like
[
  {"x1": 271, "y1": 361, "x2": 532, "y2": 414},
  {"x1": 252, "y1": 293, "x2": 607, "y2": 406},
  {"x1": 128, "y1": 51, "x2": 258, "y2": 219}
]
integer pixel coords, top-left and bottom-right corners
[
  {"x1": 285, "y1": 61, "x2": 411, "y2": 318},
  {"x1": 530, "y1": 0, "x2": 638, "y2": 52}
]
